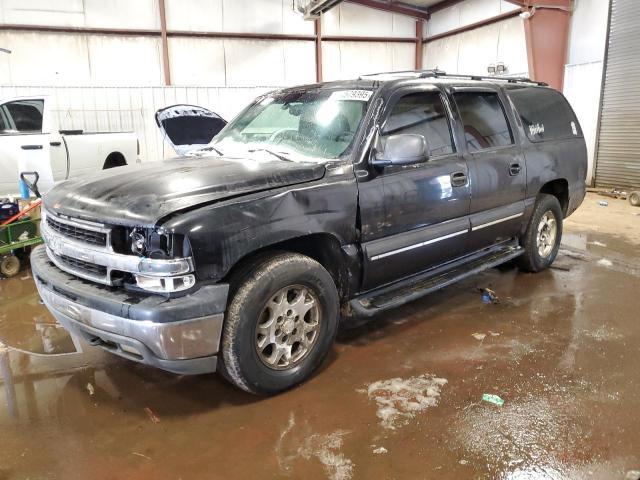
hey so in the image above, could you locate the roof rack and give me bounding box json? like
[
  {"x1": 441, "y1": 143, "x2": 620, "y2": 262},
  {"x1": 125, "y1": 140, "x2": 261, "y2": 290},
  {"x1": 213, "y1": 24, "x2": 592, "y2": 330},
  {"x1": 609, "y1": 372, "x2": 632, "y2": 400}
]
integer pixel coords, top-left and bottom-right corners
[{"x1": 359, "y1": 69, "x2": 548, "y2": 86}]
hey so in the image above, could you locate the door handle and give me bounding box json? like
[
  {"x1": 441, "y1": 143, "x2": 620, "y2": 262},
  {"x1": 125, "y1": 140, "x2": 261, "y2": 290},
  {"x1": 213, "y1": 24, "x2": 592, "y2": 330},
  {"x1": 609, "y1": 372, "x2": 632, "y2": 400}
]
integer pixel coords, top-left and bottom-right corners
[
  {"x1": 451, "y1": 171, "x2": 468, "y2": 187},
  {"x1": 21, "y1": 144, "x2": 43, "y2": 150},
  {"x1": 509, "y1": 163, "x2": 522, "y2": 176},
  {"x1": 50, "y1": 141, "x2": 62, "y2": 147}
]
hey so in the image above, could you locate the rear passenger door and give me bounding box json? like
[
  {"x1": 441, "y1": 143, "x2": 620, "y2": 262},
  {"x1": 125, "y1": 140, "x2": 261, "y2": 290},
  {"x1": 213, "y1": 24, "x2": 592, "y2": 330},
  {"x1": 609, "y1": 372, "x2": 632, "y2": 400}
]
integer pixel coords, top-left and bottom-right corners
[
  {"x1": 359, "y1": 87, "x2": 471, "y2": 290},
  {"x1": 451, "y1": 88, "x2": 526, "y2": 247}
]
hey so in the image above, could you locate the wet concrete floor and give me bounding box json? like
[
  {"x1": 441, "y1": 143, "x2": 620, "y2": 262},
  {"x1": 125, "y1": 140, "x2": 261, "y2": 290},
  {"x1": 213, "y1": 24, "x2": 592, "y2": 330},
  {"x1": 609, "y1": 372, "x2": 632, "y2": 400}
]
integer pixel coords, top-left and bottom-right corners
[{"x1": 1, "y1": 192, "x2": 639, "y2": 480}]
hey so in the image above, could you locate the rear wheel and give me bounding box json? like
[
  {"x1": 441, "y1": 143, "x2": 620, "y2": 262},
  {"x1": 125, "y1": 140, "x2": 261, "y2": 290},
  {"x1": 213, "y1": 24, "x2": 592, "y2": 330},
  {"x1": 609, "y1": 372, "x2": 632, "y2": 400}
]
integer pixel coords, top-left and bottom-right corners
[
  {"x1": 1, "y1": 255, "x2": 21, "y2": 277},
  {"x1": 517, "y1": 194, "x2": 563, "y2": 272},
  {"x1": 219, "y1": 252, "x2": 339, "y2": 395},
  {"x1": 629, "y1": 191, "x2": 640, "y2": 207}
]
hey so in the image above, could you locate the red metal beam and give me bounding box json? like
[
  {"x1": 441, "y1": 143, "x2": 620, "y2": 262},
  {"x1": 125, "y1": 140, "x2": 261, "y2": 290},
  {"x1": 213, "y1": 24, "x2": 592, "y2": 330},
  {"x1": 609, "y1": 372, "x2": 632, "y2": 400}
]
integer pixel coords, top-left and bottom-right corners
[
  {"x1": 158, "y1": 0, "x2": 171, "y2": 86},
  {"x1": 322, "y1": 34, "x2": 415, "y2": 42},
  {"x1": 0, "y1": 23, "x2": 160, "y2": 36},
  {"x1": 167, "y1": 30, "x2": 315, "y2": 41},
  {"x1": 522, "y1": 5, "x2": 571, "y2": 89},
  {"x1": 346, "y1": 0, "x2": 430, "y2": 20},
  {"x1": 424, "y1": 9, "x2": 521, "y2": 42},
  {"x1": 0, "y1": 24, "x2": 415, "y2": 44},
  {"x1": 315, "y1": 18, "x2": 323, "y2": 83}
]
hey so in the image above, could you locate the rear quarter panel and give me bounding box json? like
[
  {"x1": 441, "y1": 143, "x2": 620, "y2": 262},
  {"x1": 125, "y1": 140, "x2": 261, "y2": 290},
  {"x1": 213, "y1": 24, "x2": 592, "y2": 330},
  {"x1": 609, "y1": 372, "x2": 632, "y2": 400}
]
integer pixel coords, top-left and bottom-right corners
[
  {"x1": 522, "y1": 137, "x2": 587, "y2": 216},
  {"x1": 502, "y1": 86, "x2": 588, "y2": 218},
  {"x1": 64, "y1": 132, "x2": 138, "y2": 176}
]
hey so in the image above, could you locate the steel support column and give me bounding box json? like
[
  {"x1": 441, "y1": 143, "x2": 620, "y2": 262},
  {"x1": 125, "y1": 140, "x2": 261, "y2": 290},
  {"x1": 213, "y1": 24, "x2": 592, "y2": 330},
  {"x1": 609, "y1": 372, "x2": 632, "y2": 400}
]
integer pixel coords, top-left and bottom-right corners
[
  {"x1": 509, "y1": 0, "x2": 572, "y2": 90},
  {"x1": 315, "y1": 18, "x2": 323, "y2": 83},
  {"x1": 415, "y1": 19, "x2": 424, "y2": 70},
  {"x1": 158, "y1": 0, "x2": 171, "y2": 85}
]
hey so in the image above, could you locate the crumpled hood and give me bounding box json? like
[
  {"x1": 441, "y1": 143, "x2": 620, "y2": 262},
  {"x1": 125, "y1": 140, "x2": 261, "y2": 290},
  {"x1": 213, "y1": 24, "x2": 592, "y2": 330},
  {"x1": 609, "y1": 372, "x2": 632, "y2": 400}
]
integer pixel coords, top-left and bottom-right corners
[{"x1": 43, "y1": 155, "x2": 326, "y2": 227}]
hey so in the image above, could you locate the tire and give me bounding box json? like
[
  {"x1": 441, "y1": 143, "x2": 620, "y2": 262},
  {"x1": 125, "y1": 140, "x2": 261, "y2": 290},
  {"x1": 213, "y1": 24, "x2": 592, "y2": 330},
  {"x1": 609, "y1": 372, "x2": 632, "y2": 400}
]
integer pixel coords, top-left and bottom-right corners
[
  {"x1": 1, "y1": 255, "x2": 21, "y2": 277},
  {"x1": 629, "y1": 191, "x2": 640, "y2": 207},
  {"x1": 219, "y1": 252, "x2": 339, "y2": 395},
  {"x1": 516, "y1": 194, "x2": 563, "y2": 273}
]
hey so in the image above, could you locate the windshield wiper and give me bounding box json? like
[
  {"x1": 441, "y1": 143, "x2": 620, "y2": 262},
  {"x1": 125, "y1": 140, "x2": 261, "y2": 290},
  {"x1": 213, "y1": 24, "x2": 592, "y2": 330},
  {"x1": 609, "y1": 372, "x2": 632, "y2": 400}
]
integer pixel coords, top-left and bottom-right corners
[
  {"x1": 246, "y1": 148, "x2": 294, "y2": 163},
  {"x1": 195, "y1": 145, "x2": 224, "y2": 156}
]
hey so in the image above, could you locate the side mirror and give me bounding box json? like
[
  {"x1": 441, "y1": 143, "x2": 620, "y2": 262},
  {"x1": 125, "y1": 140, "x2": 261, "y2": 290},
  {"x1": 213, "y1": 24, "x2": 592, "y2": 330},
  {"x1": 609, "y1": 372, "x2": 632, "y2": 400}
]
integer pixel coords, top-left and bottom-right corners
[{"x1": 372, "y1": 133, "x2": 428, "y2": 167}]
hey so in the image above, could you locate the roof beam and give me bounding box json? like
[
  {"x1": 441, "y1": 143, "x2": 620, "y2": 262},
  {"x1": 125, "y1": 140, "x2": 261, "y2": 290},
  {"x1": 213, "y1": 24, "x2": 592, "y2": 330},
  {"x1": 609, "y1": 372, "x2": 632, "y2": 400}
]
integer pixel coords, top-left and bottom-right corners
[
  {"x1": 346, "y1": 0, "x2": 430, "y2": 20},
  {"x1": 424, "y1": 9, "x2": 521, "y2": 42},
  {"x1": 427, "y1": 0, "x2": 467, "y2": 14},
  {"x1": 504, "y1": 0, "x2": 571, "y2": 10}
]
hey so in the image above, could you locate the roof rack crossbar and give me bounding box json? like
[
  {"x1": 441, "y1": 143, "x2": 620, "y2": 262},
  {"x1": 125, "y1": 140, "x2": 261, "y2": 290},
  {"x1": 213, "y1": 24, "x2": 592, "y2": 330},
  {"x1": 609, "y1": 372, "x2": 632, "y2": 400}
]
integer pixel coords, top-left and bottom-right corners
[{"x1": 359, "y1": 69, "x2": 548, "y2": 86}]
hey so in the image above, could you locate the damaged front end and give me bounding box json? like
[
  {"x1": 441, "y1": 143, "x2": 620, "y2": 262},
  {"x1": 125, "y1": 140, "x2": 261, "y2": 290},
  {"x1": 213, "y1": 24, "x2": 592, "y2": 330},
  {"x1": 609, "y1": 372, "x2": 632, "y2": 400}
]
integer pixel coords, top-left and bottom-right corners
[{"x1": 41, "y1": 208, "x2": 196, "y2": 295}]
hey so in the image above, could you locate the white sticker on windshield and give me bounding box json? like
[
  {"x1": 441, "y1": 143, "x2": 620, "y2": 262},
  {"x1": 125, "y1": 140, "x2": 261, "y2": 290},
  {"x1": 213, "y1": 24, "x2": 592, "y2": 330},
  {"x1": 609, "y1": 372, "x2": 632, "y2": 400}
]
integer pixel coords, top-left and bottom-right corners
[
  {"x1": 330, "y1": 90, "x2": 373, "y2": 102},
  {"x1": 571, "y1": 121, "x2": 577, "y2": 135}
]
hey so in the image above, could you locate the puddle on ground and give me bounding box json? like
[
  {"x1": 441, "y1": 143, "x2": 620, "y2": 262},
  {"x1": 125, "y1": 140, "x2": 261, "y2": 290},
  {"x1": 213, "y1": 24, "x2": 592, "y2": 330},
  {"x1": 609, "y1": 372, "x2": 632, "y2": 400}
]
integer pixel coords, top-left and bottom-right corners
[{"x1": 0, "y1": 270, "x2": 77, "y2": 355}]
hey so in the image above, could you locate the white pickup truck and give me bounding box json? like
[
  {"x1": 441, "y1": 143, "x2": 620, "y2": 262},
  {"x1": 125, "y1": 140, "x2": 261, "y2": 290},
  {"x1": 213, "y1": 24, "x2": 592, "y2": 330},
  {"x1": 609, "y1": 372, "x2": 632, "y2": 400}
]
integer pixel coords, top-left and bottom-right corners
[{"x1": 0, "y1": 96, "x2": 138, "y2": 196}]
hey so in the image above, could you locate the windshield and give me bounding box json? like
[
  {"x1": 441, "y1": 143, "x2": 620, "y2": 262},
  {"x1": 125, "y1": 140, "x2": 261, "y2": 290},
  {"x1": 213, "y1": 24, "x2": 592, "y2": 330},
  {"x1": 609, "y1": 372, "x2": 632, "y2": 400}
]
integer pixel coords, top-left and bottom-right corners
[{"x1": 211, "y1": 89, "x2": 372, "y2": 161}]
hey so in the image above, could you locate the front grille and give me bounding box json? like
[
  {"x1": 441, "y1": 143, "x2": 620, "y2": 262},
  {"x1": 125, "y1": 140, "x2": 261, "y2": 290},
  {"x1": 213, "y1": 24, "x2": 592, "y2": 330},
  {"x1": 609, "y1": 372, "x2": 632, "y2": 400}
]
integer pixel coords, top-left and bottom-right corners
[
  {"x1": 47, "y1": 216, "x2": 107, "y2": 247},
  {"x1": 58, "y1": 253, "x2": 108, "y2": 278}
]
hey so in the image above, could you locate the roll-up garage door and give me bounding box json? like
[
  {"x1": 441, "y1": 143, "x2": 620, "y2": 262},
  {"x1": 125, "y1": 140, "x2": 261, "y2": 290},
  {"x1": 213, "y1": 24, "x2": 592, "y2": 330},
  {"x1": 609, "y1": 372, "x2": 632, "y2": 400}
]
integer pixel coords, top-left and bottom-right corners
[{"x1": 595, "y1": 0, "x2": 640, "y2": 189}]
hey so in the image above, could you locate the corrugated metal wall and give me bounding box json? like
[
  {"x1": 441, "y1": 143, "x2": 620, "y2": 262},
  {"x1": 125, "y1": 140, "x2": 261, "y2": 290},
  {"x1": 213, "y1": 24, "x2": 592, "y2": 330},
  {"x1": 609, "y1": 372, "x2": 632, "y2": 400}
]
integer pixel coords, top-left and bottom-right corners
[
  {"x1": 0, "y1": 85, "x2": 277, "y2": 162},
  {"x1": 595, "y1": 0, "x2": 640, "y2": 189},
  {"x1": 423, "y1": 0, "x2": 527, "y2": 77}
]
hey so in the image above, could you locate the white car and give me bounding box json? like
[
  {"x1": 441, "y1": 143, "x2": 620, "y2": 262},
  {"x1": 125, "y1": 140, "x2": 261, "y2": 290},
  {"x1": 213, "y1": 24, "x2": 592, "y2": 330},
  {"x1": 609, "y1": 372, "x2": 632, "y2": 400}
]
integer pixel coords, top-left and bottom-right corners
[{"x1": 0, "y1": 96, "x2": 139, "y2": 196}]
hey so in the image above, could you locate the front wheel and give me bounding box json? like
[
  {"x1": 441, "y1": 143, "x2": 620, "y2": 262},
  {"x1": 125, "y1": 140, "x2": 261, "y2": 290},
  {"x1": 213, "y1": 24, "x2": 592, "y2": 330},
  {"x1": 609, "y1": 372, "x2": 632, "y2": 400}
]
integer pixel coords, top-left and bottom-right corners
[
  {"x1": 517, "y1": 194, "x2": 563, "y2": 272},
  {"x1": 219, "y1": 252, "x2": 339, "y2": 395}
]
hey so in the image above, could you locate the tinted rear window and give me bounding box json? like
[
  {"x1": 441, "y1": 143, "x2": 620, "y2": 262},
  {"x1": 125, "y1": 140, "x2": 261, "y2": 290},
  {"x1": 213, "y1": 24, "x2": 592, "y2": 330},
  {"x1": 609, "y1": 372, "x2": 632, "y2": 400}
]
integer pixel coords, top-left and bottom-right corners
[
  {"x1": 507, "y1": 87, "x2": 581, "y2": 142},
  {"x1": 453, "y1": 92, "x2": 513, "y2": 152}
]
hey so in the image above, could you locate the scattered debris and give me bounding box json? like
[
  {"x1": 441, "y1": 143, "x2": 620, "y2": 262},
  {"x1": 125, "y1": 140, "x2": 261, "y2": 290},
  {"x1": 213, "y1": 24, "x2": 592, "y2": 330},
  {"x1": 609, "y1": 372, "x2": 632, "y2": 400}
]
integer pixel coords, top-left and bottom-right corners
[
  {"x1": 471, "y1": 333, "x2": 486, "y2": 341},
  {"x1": 597, "y1": 200, "x2": 608, "y2": 207},
  {"x1": 481, "y1": 393, "x2": 504, "y2": 407},
  {"x1": 588, "y1": 240, "x2": 607, "y2": 247},
  {"x1": 459, "y1": 459, "x2": 468, "y2": 465},
  {"x1": 598, "y1": 189, "x2": 627, "y2": 200},
  {"x1": 597, "y1": 258, "x2": 613, "y2": 267},
  {"x1": 86, "y1": 383, "x2": 95, "y2": 396},
  {"x1": 132, "y1": 452, "x2": 151, "y2": 460},
  {"x1": 558, "y1": 249, "x2": 588, "y2": 261},
  {"x1": 365, "y1": 374, "x2": 447, "y2": 430},
  {"x1": 625, "y1": 470, "x2": 640, "y2": 480},
  {"x1": 276, "y1": 413, "x2": 354, "y2": 480},
  {"x1": 372, "y1": 446, "x2": 388, "y2": 455},
  {"x1": 20, "y1": 274, "x2": 31, "y2": 280},
  {"x1": 477, "y1": 287, "x2": 499, "y2": 304},
  {"x1": 488, "y1": 331, "x2": 500, "y2": 337},
  {"x1": 144, "y1": 406, "x2": 160, "y2": 423},
  {"x1": 550, "y1": 265, "x2": 571, "y2": 271}
]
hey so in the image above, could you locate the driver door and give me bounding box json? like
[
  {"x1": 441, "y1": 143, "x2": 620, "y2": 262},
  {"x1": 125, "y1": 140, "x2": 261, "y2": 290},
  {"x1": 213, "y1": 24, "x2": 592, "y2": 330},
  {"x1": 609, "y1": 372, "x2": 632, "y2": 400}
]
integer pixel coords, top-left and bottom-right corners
[{"x1": 358, "y1": 87, "x2": 472, "y2": 290}]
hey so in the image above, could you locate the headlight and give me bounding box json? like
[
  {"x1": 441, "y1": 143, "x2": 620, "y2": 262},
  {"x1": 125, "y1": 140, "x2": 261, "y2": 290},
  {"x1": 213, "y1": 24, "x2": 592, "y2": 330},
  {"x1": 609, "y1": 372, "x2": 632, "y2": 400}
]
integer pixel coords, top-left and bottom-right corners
[
  {"x1": 135, "y1": 274, "x2": 195, "y2": 293},
  {"x1": 123, "y1": 227, "x2": 196, "y2": 292},
  {"x1": 137, "y1": 257, "x2": 193, "y2": 276}
]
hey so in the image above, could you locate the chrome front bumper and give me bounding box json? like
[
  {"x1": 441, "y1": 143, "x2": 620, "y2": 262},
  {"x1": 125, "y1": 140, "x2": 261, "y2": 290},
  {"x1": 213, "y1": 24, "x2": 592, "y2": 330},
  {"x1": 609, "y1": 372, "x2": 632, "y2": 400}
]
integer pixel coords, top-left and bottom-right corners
[{"x1": 31, "y1": 245, "x2": 228, "y2": 375}]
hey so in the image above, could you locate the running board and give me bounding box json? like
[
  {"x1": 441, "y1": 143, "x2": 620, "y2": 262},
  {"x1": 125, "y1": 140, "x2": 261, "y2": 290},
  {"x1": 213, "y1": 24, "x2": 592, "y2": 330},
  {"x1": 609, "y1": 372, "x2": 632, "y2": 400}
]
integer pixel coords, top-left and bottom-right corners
[{"x1": 350, "y1": 242, "x2": 524, "y2": 317}]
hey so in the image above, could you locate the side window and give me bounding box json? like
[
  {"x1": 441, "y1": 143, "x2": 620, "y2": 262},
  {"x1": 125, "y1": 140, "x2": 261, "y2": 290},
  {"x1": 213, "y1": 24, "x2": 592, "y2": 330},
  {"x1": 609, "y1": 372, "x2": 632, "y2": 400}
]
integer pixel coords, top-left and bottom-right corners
[
  {"x1": 453, "y1": 92, "x2": 513, "y2": 152},
  {"x1": 382, "y1": 91, "x2": 455, "y2": 157},
  {"x1": 2, "y1": 100, "x2": 44, "y2": 133},
  {"x1": 507, "y1": 87, "x2": 581, "y2": 142}
]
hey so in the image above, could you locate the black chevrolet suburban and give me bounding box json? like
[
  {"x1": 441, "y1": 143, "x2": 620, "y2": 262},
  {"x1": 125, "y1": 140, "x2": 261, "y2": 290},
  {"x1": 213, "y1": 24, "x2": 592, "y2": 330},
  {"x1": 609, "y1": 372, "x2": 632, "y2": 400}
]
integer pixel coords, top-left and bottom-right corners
[{"x1": 32, "y1": 71, "x2": 587, "y2": 395}]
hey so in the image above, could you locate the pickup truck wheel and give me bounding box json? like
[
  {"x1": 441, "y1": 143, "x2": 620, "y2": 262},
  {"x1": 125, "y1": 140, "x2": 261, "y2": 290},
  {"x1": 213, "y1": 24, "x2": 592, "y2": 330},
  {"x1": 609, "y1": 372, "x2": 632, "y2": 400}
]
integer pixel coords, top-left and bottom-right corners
[
  {"x1": 219, "y1": 253, "x2": 339, "y2": 395},
  {"x1": 517, "y1": 194, "x2": 563, "y2": 273}
]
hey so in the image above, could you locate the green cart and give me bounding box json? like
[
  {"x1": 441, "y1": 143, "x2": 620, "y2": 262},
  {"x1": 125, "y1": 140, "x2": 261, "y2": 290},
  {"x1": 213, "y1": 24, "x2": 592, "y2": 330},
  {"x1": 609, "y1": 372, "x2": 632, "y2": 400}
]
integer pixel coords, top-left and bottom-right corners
[
  {"x1": 0, "y1": 215, "x2": 43, "y2": 277},
  {"x1": 0, "y1": 172, "x2": 43, "y2": 277}
]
